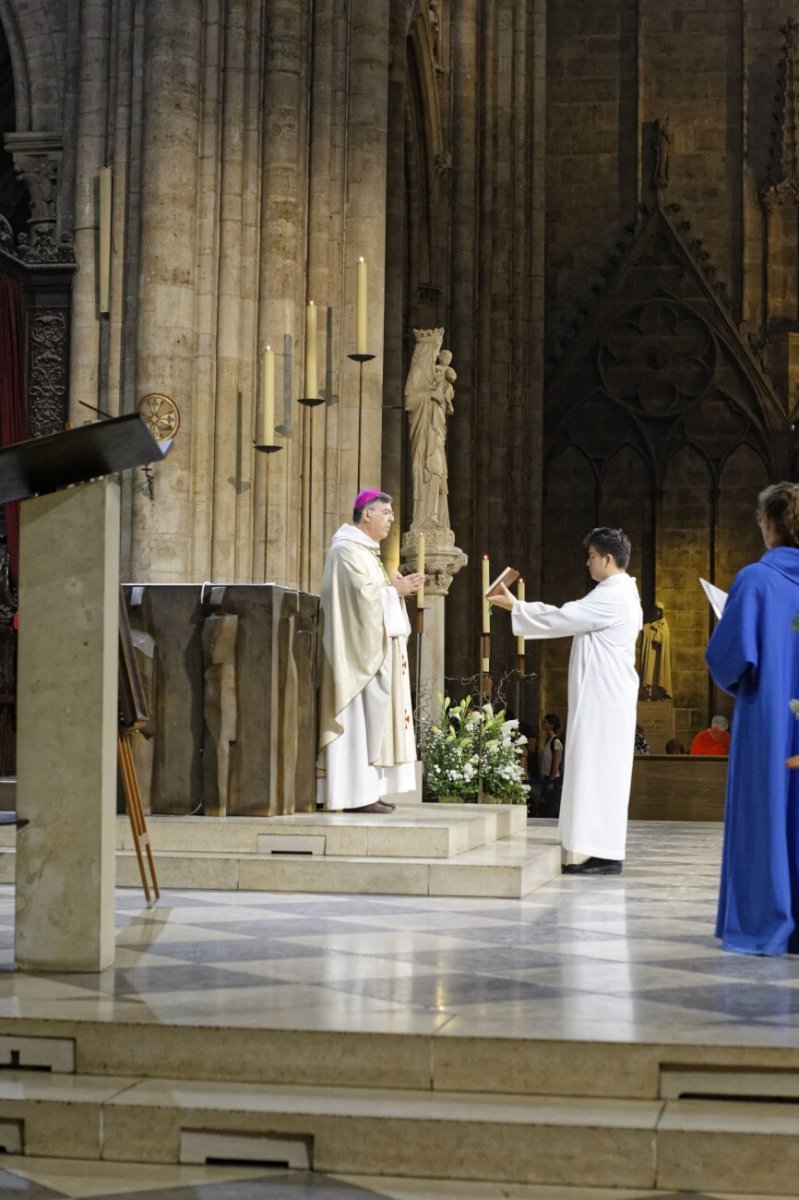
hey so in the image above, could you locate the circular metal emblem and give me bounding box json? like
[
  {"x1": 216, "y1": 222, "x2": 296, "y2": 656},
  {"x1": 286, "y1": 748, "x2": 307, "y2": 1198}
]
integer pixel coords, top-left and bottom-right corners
[{"x1": 138, "y1": 393, "x2": 180, "y2": 441}]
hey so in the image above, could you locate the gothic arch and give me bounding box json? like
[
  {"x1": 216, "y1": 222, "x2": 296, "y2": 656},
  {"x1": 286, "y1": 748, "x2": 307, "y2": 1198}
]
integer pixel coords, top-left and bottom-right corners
[{"x1": 0, "y1": 0, "x2": 63, "y2": 132}]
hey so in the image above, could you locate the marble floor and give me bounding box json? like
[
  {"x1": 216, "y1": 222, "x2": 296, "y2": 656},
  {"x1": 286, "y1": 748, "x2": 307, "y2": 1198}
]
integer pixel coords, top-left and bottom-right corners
[
  {"x1": 1, "y1": 820, "x2": 799, "y2": 1198},
  {"x1": 0, "y1": 1159, "x2": 790, "y2": 1200}
]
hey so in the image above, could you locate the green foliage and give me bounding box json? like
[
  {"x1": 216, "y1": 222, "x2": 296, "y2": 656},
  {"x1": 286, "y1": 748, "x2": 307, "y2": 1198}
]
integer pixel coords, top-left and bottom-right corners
[{"x1": 421, "y1": 695, "x2": 529, "y2": 804}]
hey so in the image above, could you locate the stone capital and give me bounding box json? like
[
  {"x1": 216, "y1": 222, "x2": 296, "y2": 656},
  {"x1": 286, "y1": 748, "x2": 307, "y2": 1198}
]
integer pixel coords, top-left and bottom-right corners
[
  {"x1": 401, "y1": 527, "x2": 467, "y2": 596},
  {"x1": 4, "y1": 132, "x2": 63, "y2": 239}
]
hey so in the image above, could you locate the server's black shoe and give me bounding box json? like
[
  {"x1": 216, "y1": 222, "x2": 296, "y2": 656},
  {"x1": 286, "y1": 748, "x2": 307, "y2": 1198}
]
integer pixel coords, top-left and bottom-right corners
[{"x1": 562, "y1": 857, "x2": 622, "y2": 876}]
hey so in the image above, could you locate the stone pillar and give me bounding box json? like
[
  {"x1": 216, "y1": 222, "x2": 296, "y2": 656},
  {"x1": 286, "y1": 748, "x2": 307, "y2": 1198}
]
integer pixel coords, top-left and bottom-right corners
[
  {"x1": 210, "y1": 0, "x2": 252, "y2": 582},
  {"x1": 133, "y1": 0, "x2": 203, "y2": 581},
  {"x1": 257, "y1": 0, "x2": 310, "y2": 588},
  {"x1": 340, "y1": 2, "x2": 391, "y2": 523},
  {"x1": 67, "y1": 0, "x2": 112, "y2": 424},
  {"x1": 15, "y1": 479, "x2": 120, "y2": 972}
]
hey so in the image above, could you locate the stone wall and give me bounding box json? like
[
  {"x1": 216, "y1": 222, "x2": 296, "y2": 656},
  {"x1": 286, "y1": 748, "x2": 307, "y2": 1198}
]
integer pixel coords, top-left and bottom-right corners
[{"x1": 541, "y1": 0, "x2": 797, "y2": 748}]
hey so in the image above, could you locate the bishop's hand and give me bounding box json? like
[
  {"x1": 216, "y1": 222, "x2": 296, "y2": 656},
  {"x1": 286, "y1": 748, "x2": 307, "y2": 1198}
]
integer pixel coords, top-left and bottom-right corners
[{"x1": 392, "y1": 571, "x2": 425, "y2": 598}]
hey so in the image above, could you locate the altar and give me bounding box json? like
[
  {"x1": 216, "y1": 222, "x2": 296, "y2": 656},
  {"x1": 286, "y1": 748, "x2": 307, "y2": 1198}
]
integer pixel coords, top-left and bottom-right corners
[{"x1": 124, "y1": 584, "x2": 319, "y2": 818}]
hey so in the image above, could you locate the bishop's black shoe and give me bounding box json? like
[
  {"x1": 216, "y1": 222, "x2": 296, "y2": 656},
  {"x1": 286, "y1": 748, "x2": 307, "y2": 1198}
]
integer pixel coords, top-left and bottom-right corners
[{"x1": 562, "y1": 856, "x2": 623, "y2": 876}]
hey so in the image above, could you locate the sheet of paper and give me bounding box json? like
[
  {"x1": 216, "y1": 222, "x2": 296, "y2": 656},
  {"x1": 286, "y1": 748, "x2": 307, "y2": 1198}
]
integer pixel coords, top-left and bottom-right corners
[{"x1": 700, "y1": 577, "x2": 728, "y2": 619}]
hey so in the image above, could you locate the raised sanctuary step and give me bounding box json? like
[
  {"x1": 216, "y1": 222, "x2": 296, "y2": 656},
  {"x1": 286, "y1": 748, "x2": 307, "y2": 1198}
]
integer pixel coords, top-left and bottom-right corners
[
  {"x1": 115, "y1": 828, "x2": 559, "y2": 898},
  {"x1": 1, "y1": 1065, "x2": 799, "y2": 1192},
  {"x1": 123, "y1": 803, "x2": 528, "y2": 859},
  {"x1": 0, "y1": 808, "x2": 557, "y2": 899}
]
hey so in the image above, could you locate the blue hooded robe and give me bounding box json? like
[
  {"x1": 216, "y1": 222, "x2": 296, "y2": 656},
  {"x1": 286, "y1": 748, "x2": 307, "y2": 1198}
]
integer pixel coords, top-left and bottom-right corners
[{"x1": 706, "y1": 546, "x2": 799, "y2": 955}]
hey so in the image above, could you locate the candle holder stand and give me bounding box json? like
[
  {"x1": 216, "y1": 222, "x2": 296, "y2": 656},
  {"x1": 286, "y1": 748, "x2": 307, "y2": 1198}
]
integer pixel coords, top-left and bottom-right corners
[
  {"x1": 253, "y1": 443, "x2": 283, "y2": 454},
  {"x1": 515, "y1": 654, "x2": 525, "y2": 723},
  {"x1": 347, "y1": 353, "x2": 375, "y2": 491},
  {"x1": 414, "y1": 603, "x2": 424, "y2": 749}
]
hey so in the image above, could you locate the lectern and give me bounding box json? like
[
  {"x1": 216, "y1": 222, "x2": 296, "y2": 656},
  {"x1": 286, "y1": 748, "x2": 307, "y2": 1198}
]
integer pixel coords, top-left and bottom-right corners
[{"x1": 4, "y1": 415, "x2": 171, "y2": 972}]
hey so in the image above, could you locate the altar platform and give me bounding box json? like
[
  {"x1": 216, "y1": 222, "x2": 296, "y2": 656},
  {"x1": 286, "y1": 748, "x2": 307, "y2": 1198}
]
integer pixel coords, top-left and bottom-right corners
[
  {"x1": 0, "y1": 821, "x2": 797, "y2": 1198},
  {"x1": 0, "y1": 801, "x2": 562, "y2": 900}
]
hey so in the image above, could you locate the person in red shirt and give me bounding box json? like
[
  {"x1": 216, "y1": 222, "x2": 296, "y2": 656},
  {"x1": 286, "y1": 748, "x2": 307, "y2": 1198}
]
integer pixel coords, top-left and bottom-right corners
[{"x1": 690, "y1": 715, "x2": 730, "y2": 756}]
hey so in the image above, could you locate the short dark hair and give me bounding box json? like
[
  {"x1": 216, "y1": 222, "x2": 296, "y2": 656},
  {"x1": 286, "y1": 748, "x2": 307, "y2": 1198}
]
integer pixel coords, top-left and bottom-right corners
[
  {"x1": 758, "y1": 481, "x2": 799, "y2": 548},
  {"x1": 543, "y1": 713, "x2": 561, "y2": 731},
  {"x1": 353, "y1": 491, "x2": 392, "y2": 524},
  {"x1": 582, "y1": 526, "x2": 631, "y2": 570}
]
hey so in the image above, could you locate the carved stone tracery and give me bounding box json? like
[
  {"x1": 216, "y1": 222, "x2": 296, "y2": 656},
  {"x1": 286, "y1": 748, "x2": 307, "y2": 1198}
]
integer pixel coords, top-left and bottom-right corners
[{"x1": 28, "y1": 311, "x2": 68, "y2": 437}]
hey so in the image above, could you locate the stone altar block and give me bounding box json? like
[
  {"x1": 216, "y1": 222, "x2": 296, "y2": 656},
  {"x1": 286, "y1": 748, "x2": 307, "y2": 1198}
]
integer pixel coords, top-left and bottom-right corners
[{"x1": 125, "y1": 584, "x2": 318, "y2": 817}]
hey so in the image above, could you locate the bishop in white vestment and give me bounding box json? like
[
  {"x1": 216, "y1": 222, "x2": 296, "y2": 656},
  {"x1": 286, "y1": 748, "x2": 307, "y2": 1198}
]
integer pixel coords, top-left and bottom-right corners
[
  {"x1": 494, "y1": 528, "x2": 643, "y2": 873},
  {"x1": 316, "y1": 490, "x2": 424, "y2": 813}
]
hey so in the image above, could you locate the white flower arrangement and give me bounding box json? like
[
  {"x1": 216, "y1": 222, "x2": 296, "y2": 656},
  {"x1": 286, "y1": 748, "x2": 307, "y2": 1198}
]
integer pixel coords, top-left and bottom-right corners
[{"x1": 421, "y1": 695, "x2": 529, "y2": 804}]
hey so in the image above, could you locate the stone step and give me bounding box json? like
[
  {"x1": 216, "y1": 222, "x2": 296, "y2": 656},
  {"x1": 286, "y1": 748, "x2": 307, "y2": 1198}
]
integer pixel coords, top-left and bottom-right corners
[
  {"x1": 116, "y1": 830, "x2": 560, "y2": 898},
  {"x1": 0, "y1": 811, "x2": 552, "y2": 898},
  {"x1": 120, "y1": 803, "x2": 528, "y2": 860},
  {"x1": 0, "y1": 1068, "x2": 657, "y2": 1185},
  {"x1": 1, "y1": 1068, "x2": 798, "y2": 1192}
]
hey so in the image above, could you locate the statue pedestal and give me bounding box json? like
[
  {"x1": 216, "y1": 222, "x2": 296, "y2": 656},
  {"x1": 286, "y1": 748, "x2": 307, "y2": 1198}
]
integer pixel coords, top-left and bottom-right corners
[{"x1": 16, "y1": 480, "x2": 120, "y2": 971}]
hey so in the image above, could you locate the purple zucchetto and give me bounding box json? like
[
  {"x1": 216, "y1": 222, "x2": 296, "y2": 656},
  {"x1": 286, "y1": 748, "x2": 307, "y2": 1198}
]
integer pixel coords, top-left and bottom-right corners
[{"x1": 353, "y1": 489, "x2": 383, "y2": 509}]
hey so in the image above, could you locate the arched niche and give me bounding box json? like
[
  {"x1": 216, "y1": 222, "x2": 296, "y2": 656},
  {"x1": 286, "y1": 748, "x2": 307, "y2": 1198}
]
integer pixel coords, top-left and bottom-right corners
[
  {"x1": 0, "y1": 10, "x2": 27, "y2": 234},
  {"x1": 716, "y1": 444, "x2": 770, "y2": 590},
  {"x1": 660, "y1": 445, "x2": 714, "y2": 744},
  {"x1": 598, "y1": 444, "x2": 653, "y2": 607}
]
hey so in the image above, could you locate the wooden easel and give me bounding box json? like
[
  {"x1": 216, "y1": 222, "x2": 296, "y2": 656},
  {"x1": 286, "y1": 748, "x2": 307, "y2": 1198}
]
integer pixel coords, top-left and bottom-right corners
[{"x1": 118, "y1": 591, "x2": 160, "y2": 903}]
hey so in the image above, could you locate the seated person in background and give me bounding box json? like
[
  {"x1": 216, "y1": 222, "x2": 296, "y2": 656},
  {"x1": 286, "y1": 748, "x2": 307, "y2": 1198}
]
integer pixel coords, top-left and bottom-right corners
[
  {"x1": 634, "y1": 725, "x2": 650, "y2": 755},
  {"x1": 538, "y1": 713, "x2": 564, "y2": 817},
  {"x1": 665, "y1": 738, "x2": 687, "y2": 755},
  {"x1": 690, "y1": 715, "x2": 730, "y2": 756}
]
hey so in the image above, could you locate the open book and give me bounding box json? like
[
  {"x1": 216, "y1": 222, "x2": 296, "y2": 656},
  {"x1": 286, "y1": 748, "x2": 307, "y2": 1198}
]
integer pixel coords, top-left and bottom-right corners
[
  {"x1": 700, "y1": 577, "x2": 728, "y2": 619},
  {"x1": 485, "y1": 566, "x2": 520, "y2": 599}
]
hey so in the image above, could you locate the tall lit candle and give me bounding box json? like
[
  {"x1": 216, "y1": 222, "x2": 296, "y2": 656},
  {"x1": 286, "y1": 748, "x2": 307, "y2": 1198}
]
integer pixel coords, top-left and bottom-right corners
[
  {"x1": 416, "y1": 532, "x2": 425, "y2": 610},
  {"x1": 260, "y1": 346, "x2": 274, "y2": 444},
  {"x1": 304, "y1": 301, "x2": 317, "y2": 399},
  {"x1": 356, "y1": 258, "x2": 368, "y2": 355},
  {"x1": 516, "y1": 577, "x2": 525, "y2": 656},
  {"x1": 98, "y1": 166, "x2": 112, "y2": 314},
  {"x1": 482, "y1": 554, "x2": 490, "y2": 634}
]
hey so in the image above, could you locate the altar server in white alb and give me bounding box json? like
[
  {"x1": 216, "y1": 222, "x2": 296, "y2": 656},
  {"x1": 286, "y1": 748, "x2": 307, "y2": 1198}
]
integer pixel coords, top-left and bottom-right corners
[
  {"x1": 493, "y1": 527, "x2": 643, "y2": 874},
  {"x1": 317, "y1": 489, "x2": 425, "y2": 814}
]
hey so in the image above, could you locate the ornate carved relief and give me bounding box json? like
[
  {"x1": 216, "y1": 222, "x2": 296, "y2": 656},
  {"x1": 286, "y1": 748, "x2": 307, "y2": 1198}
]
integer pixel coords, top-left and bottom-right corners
[{"x1": 28, "y1": 311, "x2": 67, "y2": 437}]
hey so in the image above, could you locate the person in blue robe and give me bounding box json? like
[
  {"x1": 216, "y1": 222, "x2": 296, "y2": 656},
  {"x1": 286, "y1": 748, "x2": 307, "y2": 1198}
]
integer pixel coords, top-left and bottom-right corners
[{"x1": 706, "y1": 481, "x2": 799, "y2": 955}]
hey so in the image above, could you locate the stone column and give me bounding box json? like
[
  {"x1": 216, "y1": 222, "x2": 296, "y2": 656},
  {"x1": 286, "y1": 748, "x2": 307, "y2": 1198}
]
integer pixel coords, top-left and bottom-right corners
[
  {"x1": 257, "y1": 0, "x2": 309, "y2": 588},
  {"x1": 381, "y1": 0, "x2": 411, "y2": 577},
  {"x1": 67, "y1": 0, "x2": 112, "y2": 424},
  {"x1": 133, "y1": 0, "x2": 203, "y2": 581},
  {"x1": 339, "y1": 2, "x2": 391, "y2": 523},
  {"x1": 15, "y1": 479, "x2": 120, "y2": 972},
  {"x1": 211, "y1": 0, "x2": 249, "y2": 582}
]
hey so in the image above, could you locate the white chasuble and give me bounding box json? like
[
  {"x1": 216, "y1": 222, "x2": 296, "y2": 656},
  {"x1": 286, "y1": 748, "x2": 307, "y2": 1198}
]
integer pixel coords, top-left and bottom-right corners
[
  {"x1": 317, "y1": 525, "x2": 417, "y2": 811},
  {"x1": 512, "y1": 573, "x2": 643, "y2": 859}
]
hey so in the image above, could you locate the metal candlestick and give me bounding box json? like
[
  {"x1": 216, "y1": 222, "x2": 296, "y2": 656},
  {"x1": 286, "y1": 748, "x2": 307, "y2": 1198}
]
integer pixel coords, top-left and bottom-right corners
[{"x1": 347, "y1": 352, "x2": 375, "y2": 491}]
